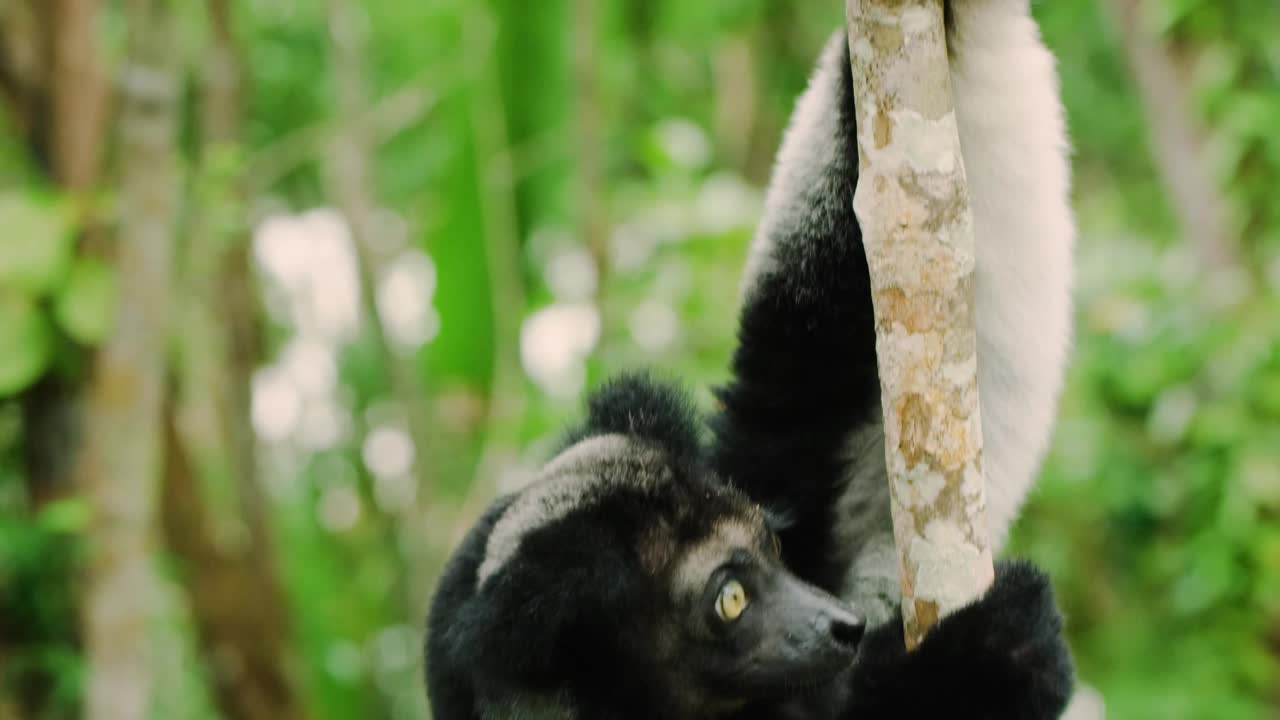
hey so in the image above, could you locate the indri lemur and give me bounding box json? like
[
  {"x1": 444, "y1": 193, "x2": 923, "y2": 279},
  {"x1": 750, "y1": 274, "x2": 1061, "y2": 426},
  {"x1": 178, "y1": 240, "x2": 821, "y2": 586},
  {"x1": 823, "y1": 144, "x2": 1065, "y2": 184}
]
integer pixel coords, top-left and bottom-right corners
[{"x1": 426, "y1": 1, "x2": 1076, "y2": 718}]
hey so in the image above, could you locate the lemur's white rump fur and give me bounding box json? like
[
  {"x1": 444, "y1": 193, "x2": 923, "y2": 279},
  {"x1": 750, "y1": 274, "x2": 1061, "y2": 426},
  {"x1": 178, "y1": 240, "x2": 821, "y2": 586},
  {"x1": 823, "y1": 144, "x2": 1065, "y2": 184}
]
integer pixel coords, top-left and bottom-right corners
[
  {"x1": 749, "y1": 1, "x2": 1075, "y2": 621},
  {"x1": 949, "y1": 0, "x2": 1074, "y2": 548},
  {"x1": 476, "y1": 434, "x2": 673, "y2": 588}
]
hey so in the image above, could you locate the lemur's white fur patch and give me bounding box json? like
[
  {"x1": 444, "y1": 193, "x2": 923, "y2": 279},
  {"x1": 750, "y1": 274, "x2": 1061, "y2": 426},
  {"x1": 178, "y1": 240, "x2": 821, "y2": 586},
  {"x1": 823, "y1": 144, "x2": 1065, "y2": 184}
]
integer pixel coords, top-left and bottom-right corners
[
  {"x1": 746, "y1": 1, "x2": 1074, "y2": 619},
  {"x1": 739, "y1": 60, "x2": 842, "y2": 301},
  {"x1": 476, "y1": 434, "x2": 673, "y2": 588},
  {"x1": 674, "y1": 521, "x2": 760, "y2": 594}
]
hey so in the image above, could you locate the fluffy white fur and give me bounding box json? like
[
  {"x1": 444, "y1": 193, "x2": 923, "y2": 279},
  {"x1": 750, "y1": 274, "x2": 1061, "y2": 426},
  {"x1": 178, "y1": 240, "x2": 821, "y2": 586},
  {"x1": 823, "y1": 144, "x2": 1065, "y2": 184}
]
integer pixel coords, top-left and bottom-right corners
[
  {"x1": 747, "y1": 0, "x2": 1075, "y2": 622},
  {"x1": 476, "y1": 434, "x2": 671, "y2": 587}
]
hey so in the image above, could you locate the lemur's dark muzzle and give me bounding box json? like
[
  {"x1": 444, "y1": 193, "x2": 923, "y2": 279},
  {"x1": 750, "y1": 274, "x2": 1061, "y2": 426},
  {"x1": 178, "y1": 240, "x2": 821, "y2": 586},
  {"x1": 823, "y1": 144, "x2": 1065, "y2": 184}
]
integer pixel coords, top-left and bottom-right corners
[{"x1": 731, "y1": 570, "x2": 866, "y2": 695}]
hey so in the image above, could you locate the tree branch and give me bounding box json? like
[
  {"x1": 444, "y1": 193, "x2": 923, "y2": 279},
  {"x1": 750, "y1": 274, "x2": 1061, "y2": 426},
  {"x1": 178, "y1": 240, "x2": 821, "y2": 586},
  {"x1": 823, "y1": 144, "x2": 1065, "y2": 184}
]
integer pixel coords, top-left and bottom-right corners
[
  {"x1": 48, "y1": 0, "x2": 109, "y2": 191},
  {"x1": 158, "y1": 2, "x2": 308, "y2": 717},
  {"x1": 1103, "y1": 0, "x2": 1236, "y2": 269},
  {"x1": 324, "y1": 0, "x2": 441, "y2": 617},
  {"x1": 844, "y1": 0, "x2": 993, "y2": 649},
  {"x1": 76, "y1": 0, "x2": 180, "y2": 716}
]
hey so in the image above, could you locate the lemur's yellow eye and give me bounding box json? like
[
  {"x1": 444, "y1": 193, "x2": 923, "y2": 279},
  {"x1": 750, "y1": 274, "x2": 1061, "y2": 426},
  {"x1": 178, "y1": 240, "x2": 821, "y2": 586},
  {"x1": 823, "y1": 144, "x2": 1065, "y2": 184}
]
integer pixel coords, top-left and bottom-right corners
[{"x1": 715, "y1": 580, "x2": 749, "y2": 622}]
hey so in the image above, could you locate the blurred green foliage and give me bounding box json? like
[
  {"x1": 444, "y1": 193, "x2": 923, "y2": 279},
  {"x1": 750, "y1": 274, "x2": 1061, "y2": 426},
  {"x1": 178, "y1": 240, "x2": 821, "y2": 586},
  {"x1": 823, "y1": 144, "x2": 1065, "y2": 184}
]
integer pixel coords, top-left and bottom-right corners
[
  {"x1": 1, "y1": 0, "x2": 1278, "y2": 719},
  {"x1": 0, "y1": 192, "x2": 112, "y2": 396}
]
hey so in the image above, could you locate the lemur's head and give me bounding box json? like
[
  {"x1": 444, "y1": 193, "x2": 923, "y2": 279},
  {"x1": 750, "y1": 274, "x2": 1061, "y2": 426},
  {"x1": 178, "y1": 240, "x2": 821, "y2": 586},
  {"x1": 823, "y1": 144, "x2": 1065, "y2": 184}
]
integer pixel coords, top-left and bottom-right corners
[{"x1": 426, "y1": 373, "x2": 865, "y2": 720}]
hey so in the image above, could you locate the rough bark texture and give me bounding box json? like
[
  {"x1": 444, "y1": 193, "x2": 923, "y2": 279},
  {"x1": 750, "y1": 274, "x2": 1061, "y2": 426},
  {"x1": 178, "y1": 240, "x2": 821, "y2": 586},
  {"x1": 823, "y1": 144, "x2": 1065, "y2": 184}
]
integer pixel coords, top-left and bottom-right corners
[
  {"x1": 76, "y1": 0, "x2": 180, "y2": 716},
  {"x1": 844, "y1": 0, "x2": 993, "y2": 650}
]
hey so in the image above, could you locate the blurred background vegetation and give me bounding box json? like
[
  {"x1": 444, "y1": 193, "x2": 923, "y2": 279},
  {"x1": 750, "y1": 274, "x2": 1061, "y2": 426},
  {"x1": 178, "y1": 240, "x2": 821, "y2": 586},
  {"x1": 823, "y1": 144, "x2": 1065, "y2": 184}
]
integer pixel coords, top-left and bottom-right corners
[{"x1": 0, "y1": 0, "x2": 1278, "y2": 719}]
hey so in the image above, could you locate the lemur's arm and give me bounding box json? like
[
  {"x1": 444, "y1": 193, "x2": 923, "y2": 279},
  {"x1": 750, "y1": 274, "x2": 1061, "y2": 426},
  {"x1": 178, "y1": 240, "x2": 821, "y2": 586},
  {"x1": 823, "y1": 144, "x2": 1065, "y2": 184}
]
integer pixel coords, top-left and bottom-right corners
[
  {"x1": 710, "y1": 1, "x2": 1075, "y2": 624},
  {"x1": 733, "y1": 561, "x2": 1075, "y2": 720},
  {"x1": 708, "y1": 31, "x2": 880, "y2": 599},
  {"x1": 841, "y1": 561, "x2": 1075, "y2": 720}
]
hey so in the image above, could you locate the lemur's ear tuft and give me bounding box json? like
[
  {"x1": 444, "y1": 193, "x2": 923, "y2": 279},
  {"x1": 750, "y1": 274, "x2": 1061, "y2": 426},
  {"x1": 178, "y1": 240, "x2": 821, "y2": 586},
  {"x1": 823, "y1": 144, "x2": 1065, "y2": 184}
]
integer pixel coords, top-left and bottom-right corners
[{"x1": 557, "y1": 371, "x2": 703, "y2": 462}]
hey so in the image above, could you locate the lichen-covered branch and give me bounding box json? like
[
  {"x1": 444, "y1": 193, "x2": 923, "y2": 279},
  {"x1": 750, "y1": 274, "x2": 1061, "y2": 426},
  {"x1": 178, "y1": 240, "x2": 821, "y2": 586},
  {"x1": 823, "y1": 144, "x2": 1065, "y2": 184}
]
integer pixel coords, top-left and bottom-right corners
[{"x1": 844, "y1": 0, "x2": 993, "y2": 650}]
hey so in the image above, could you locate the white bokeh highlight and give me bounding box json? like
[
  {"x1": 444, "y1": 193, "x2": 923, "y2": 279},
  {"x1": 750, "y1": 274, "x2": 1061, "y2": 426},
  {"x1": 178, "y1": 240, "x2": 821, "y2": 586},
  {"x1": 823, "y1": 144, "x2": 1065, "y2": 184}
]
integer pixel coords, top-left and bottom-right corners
[
  {"x1": 544, "y1": 246, "x2": 598, "y2": 302},
  {"x1": 377, "y1": 248, "x2": 440, "y2": 349},
  {"x1": 251, "y1": 366, "x2": 302, "y2": 442},
  {"x1": 362, "y1": 426, "x2": 415, "y2": 479},
  {"x1": 253, "y1": 208, "x2": 361, "y2": 344},
  {"x1": 629, "y1": 300, "x2": 679, "y2": 353},
  {"x1": 519, "y1": 303, "x2": 601, "y2": 399}
]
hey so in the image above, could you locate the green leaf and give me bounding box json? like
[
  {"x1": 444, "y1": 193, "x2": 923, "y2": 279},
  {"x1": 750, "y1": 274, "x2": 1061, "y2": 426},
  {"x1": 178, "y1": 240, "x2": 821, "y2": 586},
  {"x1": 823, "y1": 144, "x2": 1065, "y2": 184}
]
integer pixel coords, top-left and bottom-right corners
[
  {"x1": 54, "y1": 258, "x2": 117, "y2": 344},
  {"x1": 1252, "y1": 371, "x2": 1280, "y2": 419},
  {"x1": 0, "y1": 293, "x2": 54, "y2": 396},
  {"x1": 1188, "y1": 400, "x2": 1253, "y2": 450},
  {"x1": 0, "y1": 192, "x2": 76, "y2": 295},
  {"x1": 37, "y1": 498, "x2": 92, "y2": 534}
]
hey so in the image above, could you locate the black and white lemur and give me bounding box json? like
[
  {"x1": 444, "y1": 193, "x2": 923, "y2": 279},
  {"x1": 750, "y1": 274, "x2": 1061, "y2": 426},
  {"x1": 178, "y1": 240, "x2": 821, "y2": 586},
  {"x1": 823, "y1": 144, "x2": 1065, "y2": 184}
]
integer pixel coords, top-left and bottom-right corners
[{"x1": 426, "y1": 0, "x2": 1076, "y2": 718}]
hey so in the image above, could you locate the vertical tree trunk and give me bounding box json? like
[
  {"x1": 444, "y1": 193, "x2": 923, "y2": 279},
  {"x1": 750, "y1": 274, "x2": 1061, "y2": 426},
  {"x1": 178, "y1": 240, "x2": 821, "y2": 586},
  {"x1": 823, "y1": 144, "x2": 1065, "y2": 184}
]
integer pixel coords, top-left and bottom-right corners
[
  {"x1": 156, "y1": 2, "x2": 308, "y2": 718},
  {"x1": 160, "y1": 400, "x2": 305, "y2": 720},
  {"x1": 572, "y1": 0, "x2": 609, "y2": 283},
  {"x1": 448, "y1": 7, "x2": 529, "y2": 544},
  {"x1": 1103, "y1": 0, "x2": 1236, "y2": 269},
  {"x1": 9, "y1": 0, "x2": 111, "y2": 508},
  {"x1": 0, "y1": 0, "x2": 48, "y2": 162},
  {"x1": 324, "y1": 0, "x2": 436, "y2": 614},
  {"x1": 48, "y1": 0, "x2": 108, "y2": 191},
  {"x1": 712, "y1": 33, "x2": 759, "y2": 174},
  {"x1": 0, "y1": 4, "x2": 108, "y2": 717},
  {"x1": 844, "y1": 0, "x2": 993, "y2": 650},
  {"x1": 202, "y1": 0, "x2": 276, "y2": 570},
  {"x1": 76, "y1": 1, "x2": 180, "y2": 717}
]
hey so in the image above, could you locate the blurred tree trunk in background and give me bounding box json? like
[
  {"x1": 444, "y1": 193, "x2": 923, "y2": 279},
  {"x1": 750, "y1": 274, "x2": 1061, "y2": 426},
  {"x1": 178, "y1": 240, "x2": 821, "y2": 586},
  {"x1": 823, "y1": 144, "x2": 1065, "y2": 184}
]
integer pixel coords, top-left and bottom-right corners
[
  {"x1": 445, "y1": 7, "x2": 529, "y2": 542},
  {"x1": 1103, "y1": 0, "x2": 1237, "y2": 269},
  {"x1": 0, "y1": 3, "x2": 106, "y2": 718},
  {"x1": 48, "y1": 0, "x2": 109, "y2": 192},
  {"x1": 74, "y1": 1, "x2": 179, "y2": 718},
  {"x1": 572, "y1": 0, "x2": 609, "y2": 285},
  {"x1": 324, "y1": 0, "x2": 430, "y2": 616},
  {"x1": 161, "y1": 403, "x2": 305, "y2": 720},
  {"x1": 0, "y1": 0, "x2": 53, "y2": 170},
  {"x1": 712, "y1": 34, "x2": 760, "y2": 174},
  {"x1": 156, "y1": 2, "x2": 307, "y2": 719},
  {"x1": 742, "y1": 0, "x2": 807, "y2": 183},
  {"x1": 0, "y1": 0, "x2": 110, "y2": 507}
]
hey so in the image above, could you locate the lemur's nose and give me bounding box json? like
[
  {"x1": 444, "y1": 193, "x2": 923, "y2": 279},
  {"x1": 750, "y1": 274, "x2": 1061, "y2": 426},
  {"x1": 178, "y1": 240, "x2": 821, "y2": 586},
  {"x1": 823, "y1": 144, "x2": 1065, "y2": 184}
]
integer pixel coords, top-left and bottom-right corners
[
  {"x1": 819, "y1": 599, "x2": 870, "y2": 650},
  {"x1": 823, "y1": 612, "x2": 866, "y2": 650}
]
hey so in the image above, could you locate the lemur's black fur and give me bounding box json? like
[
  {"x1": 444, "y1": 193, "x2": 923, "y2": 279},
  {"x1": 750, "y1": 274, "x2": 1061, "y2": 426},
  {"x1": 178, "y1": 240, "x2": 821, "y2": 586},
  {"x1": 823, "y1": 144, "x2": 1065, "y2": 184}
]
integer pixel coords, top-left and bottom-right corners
[
  {"x1": 426, "y1": 375, "x2": 1073, "y2": 720},
  {"x1": 428, "y1": 376, "x2": 870, "y2": 720},
  {"x1": 707, "y1": 30, "x2": 876, "y2": 597}
]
